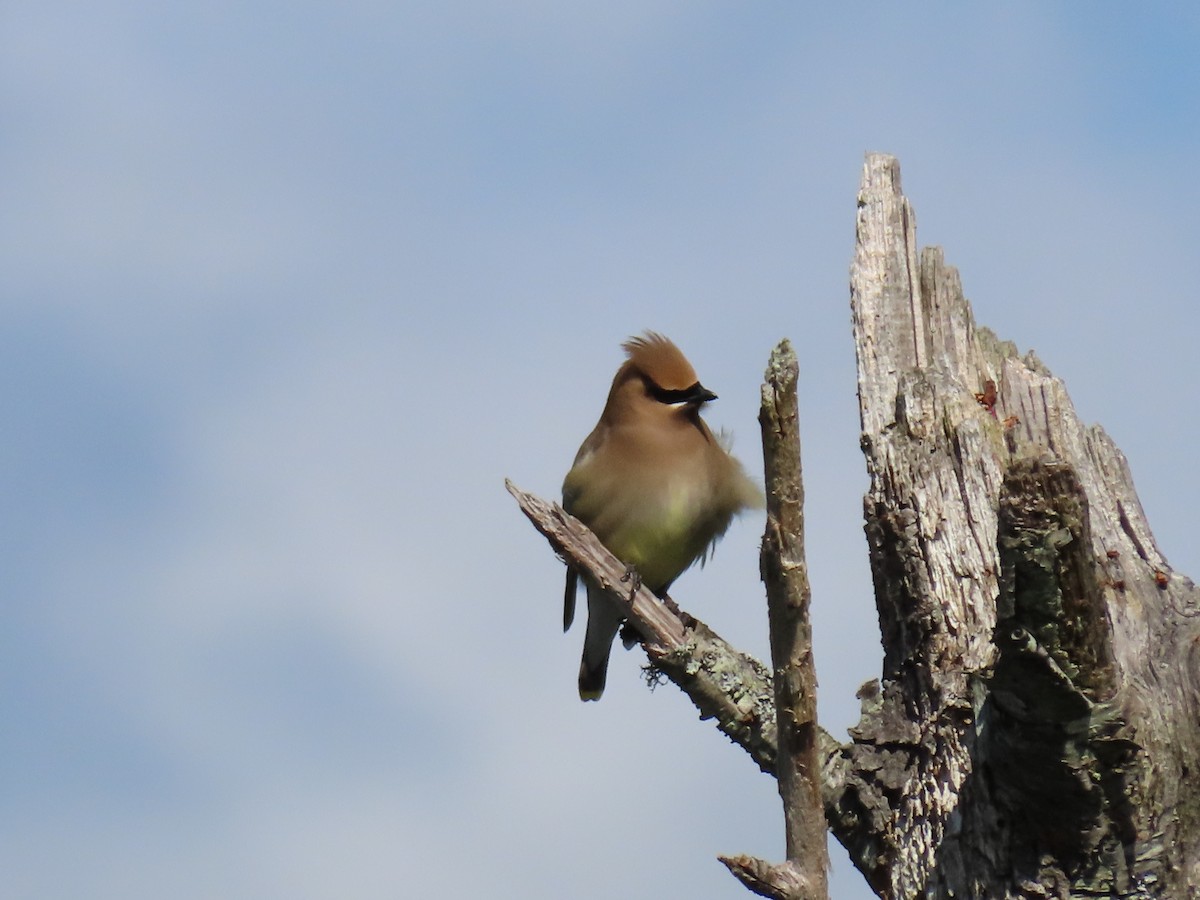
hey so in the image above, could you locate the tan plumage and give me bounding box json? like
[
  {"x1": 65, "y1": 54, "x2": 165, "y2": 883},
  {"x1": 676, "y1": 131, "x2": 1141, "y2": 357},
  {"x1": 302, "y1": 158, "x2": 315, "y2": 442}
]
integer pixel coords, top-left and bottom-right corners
[{"x1": 562, "y1": 332, "x2": 763, "y2": 700}]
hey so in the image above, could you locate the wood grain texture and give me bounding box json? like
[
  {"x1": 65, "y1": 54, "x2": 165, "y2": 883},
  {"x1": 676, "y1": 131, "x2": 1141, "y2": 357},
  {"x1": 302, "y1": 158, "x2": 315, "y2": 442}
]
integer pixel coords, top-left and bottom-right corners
[
  {"x1": 847, "y1": 153, "x2": 1200, "y2": 898},
  {"x1": 719, "y1": 340, "x2": 830, "y2": 899},
  {"x1": 759, "y1": 340, "x2": 828, "y2": 896}
]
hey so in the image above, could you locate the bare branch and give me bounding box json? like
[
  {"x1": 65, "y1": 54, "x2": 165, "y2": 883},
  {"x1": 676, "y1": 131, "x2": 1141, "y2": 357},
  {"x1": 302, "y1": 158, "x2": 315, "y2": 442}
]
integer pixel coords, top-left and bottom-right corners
[
  {"x1": 719, "y1": 855, "x2": 816, "y2": 900},
  {"x1": 506, "y1": 479, "x2": 780, "y2": 774},
  {"x1": 722, "y1": 340, "x2": 829, "y2": 898}
]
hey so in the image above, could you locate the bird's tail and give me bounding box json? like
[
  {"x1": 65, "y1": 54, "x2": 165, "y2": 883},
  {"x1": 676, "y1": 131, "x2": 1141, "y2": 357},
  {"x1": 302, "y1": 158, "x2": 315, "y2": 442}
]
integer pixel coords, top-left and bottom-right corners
[
  {"x1": 563, "y1": 568, "x2": 578, "y2": 631},
  {"x1": 578, "y1": 583, "x2": 624, "y2": 701}
]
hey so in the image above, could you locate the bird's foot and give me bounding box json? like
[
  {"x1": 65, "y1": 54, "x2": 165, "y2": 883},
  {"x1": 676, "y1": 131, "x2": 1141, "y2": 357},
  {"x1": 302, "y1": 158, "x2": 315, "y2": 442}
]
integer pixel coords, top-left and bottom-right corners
[
  {"x1": 620, "y1": 564, "x2": 642, "y2": 598},
  {"x1": 619, "y1": 621, "x2": 640, "y2": 649}
]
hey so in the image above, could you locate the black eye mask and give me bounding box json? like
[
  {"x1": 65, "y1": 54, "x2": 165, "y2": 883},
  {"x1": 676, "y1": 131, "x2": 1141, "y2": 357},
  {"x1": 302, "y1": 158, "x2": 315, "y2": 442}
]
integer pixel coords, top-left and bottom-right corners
[{"x1": 647, "y1": 380, "x2": 717, "y2": 406}]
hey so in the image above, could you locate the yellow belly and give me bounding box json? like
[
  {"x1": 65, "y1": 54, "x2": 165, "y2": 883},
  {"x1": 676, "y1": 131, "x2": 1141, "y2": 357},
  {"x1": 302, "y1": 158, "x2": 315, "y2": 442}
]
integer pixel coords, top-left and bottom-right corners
[{"x1": 571, "y1": 477, "x2": 726, "y2": 592}]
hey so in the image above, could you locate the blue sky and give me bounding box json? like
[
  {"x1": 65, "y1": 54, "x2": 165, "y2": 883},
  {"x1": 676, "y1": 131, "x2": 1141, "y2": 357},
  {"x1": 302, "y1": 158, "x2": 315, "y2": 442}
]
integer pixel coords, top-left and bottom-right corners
[{"x1": 2, "y1": 4, "x2": 1198, "y2": 899}]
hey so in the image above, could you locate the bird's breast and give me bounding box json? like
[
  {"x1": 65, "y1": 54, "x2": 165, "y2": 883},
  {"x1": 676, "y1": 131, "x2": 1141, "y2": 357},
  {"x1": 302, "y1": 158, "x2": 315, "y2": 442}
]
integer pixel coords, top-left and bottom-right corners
[{"x1": 571, "y1": 466, "x2": 730, "y2": 591}]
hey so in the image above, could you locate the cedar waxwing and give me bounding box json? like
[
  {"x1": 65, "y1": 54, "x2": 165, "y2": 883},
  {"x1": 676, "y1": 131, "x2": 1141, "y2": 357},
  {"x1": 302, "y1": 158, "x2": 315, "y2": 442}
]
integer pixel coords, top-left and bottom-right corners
[{"x1": 562, "y1": 332, "x2": 763, "y2": 701}]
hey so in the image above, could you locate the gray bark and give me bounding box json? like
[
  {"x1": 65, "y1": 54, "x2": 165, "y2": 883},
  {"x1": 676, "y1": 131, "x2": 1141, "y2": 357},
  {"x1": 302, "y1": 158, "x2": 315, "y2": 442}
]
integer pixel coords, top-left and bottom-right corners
[
  {"x1": 721, "y1": 340, "x2": 829, "y2": 899},
  {"x1": 845, "y1": 152, "x2": 1200, "y2": 898}
]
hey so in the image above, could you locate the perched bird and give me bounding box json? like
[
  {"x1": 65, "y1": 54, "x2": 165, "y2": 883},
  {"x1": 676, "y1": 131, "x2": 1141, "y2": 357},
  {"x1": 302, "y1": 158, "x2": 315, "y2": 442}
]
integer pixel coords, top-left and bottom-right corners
[{"x1": 562, "y1": 332, "x2": 763, "y2": 700}]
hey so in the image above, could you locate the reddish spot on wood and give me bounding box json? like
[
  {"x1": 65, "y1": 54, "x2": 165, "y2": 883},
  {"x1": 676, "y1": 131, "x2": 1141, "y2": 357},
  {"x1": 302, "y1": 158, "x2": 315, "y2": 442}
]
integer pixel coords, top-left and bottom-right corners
[{"x1": 975, "y1": 379, "x2": 998, "y2": 415}]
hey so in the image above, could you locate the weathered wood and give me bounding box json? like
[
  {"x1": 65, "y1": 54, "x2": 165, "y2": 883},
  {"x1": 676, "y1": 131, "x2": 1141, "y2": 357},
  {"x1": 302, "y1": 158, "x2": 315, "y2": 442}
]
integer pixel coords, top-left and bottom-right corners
[
  {"x1": 846, "y1": 152, "x2": 1200, "y2": 898},
  {"x1": 716, "y1": 340, "x2": 830, "y2": 899},
  {"x1": 765, "y1": 339, "x2": 830, "y2": 896},
  {"x1": 720, "y1": 853, "x2": 818, "y2": 900},
  {"x1": 505, "y1": 476, "x2": 860, "y2": 856},
  {"x1": 507, "y1": 479, "x2": 810, "y2": 778}
]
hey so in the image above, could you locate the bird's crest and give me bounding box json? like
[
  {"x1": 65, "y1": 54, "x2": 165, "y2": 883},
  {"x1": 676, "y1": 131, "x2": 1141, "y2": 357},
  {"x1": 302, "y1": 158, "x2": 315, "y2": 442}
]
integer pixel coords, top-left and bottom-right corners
[{"x1": 621, "y1": 332, "x2": 699, "y2": 391}]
